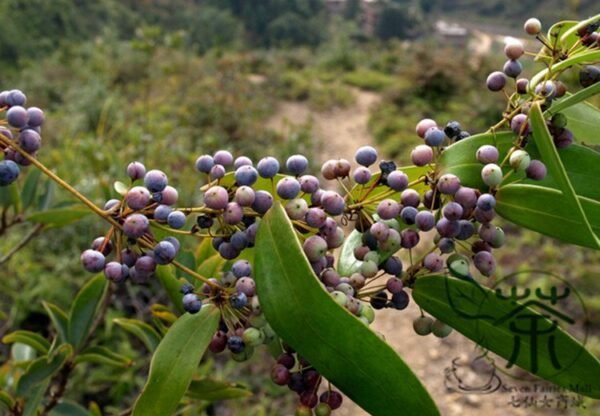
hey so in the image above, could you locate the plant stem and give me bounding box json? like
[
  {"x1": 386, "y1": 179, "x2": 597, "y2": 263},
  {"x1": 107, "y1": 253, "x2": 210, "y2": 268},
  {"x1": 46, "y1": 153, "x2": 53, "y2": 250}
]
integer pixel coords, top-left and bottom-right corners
[{"x1": 0, "y1": 223, "x2": 44, "y2": 265}]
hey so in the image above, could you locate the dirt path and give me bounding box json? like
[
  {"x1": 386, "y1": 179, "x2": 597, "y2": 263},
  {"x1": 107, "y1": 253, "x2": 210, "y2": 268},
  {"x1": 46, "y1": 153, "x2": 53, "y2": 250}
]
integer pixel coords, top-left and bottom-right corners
[{"x1": 265, "y1": 90, "x2": 570, "y2": 416}]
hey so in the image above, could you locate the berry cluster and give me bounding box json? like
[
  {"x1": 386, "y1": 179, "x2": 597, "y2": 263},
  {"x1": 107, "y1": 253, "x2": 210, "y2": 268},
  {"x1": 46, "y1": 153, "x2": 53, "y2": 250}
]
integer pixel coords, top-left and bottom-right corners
[
  {"x1": 80, "y1": 162, "x2": 181, "y2": 283},
  {"x1": 0, "y1": 89, "x2": 45, "y2": 186},
  {"x1": 271, "y1": 346, "x2": 343, "y2": 416}
]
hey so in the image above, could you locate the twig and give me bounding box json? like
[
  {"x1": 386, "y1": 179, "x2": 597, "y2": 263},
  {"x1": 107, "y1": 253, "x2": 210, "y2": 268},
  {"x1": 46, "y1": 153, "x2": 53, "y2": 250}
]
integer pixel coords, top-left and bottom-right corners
[{"x1": 0, "y1": 224, "x2": 44, "y2": 265}]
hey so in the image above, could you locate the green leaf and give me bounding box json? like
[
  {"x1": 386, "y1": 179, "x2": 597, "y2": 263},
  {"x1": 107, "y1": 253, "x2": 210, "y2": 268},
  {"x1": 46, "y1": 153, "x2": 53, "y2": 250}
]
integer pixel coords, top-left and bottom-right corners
[
  {"x1": 68, "y1": 275, "x2": 108, "y2": 349},
  {"x1": 21, "y1": 169, "x2": 41, "y2": 210},
  {"x1": 175, "y1": 250, "x2": 196, "y2": 280},
  {"x1": 156, "y1": 265, "x2": 185, "y2": 312},
  {"x1": 0, "y1": 182, "x2": 19, "y2": 210},
  {"x1": 554, "y1": 100, "x2": 600, "y2": 146},
  {"x1": 114, "y1": 181, "x2": 129, "y2": 196},
  {"x1": 337, "y1": 229, "x2": 364, "y2": 276},
  {"x1": 21, "y1": 383, "x2": 46, "y2": 416},
  {"x1": 0, "y1": 390, "x2": 15, "y2": 410},
  {"x1": 113, "y1": 318, "x2": 161, "y2": 352},
  {"x1": 196, "y1": 254, "x2": 226, "y2": 281},
  {"x1": 38, "y1": 178, "x2": 55, "y2": 210},
  {"x1": 43, "y1": 302, "x2": 69, "y2": 344},
  {"x1": 27, "y1": 207, "x2": 92, "y2": 228},
  {"x1": 255, "y1": 203, "x2": 438, "y2": 416},
  {"x1": 75, "y1": 346, "x2": 132, "y2": 368},
  {"x1": 527, "y1": 102, "x2": 599, "y2": 248},
  {"x1": 186, "y1": 378, "x2": 252, "y2": 402},
  {"x1": 530, "y1": 50, "x2": 600, "y2": 92},
  {"x1": 16, "y1": 344, "x2": 72, "y2": 397},
  {"x1": 2, "y1": 331, "x2": 50, "y2": 355},
  {"x1": 413, "y1": 275, "x2": 600, "y2": 399},
  {"x1": 546, "y1": 83, "x2": 600, "y2": 117},
  {"x1": 496, "y1": 184, "x2": 600, "y2": 249},
  {"x1": 132, "y1": 305, "x2": 220, "y2": 416},
  {"x1": 49, "y1": 400, "x2": 92, "y2": 416}
]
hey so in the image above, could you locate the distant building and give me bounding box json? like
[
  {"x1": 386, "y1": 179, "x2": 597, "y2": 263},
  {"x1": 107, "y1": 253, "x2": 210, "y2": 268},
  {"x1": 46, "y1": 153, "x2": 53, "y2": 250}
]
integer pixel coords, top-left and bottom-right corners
[{"x1": 434, "y1": 20, "x2": 470, "y2": 46}]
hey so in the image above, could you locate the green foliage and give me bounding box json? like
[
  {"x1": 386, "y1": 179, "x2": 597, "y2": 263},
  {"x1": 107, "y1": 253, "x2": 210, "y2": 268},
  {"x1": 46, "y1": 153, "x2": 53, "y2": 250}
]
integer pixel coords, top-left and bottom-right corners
[
  {"x1": 132, "y1": 305, "x2": 220, "y2": 416},
  {"x1": 255, "y1": 202, "x2": 438, "y2": 415},
  {"x1": 413, "y1": 275, "x2": 600, "y2": 398}
]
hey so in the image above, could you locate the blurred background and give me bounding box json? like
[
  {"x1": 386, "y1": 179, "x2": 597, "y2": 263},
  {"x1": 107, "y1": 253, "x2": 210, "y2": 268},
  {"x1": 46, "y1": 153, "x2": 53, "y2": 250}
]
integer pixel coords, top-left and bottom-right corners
[{"x1": 0, "y1": 0, "x2": 599, "y2": 415}]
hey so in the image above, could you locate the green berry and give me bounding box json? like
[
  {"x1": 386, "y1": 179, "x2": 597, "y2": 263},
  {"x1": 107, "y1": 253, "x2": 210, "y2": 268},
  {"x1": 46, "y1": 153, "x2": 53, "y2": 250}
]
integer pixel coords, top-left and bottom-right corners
[
  {"x1": 242, "y1": 327, "x2": 265, "y2": 347},
  {"x1": 432, "y1": 319, "x2": 453, "y2": 338},
  {"x1": 481, "y1": 163, "x2": 503, "y2": 187},
  {"x1": 413, "y1": 316, "x2": 434, "y2": 336},
  {"x1": 509, "y1": 150, "x2": 531, "y2": 171},
  {"x1": 314, "y1": 403, "x2": 332, "y2": 416}
]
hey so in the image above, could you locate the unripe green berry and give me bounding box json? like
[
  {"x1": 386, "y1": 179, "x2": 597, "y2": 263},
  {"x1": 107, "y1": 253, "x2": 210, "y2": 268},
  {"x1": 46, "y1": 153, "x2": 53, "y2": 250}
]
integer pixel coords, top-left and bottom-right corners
[
  {"x1": 413, "y1": 316, "x2": 434, "y2": 336},
  {"x1": 231, "y1": 345, "x2": 254, "y2": 362},
  {"x1": 481, "y1": 163, "x2": 503, "y2": 187},
  {"x1": 315, "y1": 403, "x2": 332, "y2": 416},
  {"x1": 360, "y1": 260, "x2": 379, "y2": 278},
  {"x1": 242, "y1": 327, "x2": 265, "y2": 347},
  {"x1": 509, "y1": 149, "x2": 531, "y2": 171},
  {"x1": 360, "y1": 303, "x2": 376, "y2": 323},
  {"x1": 331, "y1": 290, "x2": 349, "y2": 307},
  {"x1": 432, "y1": 319, "x2": 453, "y2": 338},
  {"x1": 295, "y1": 405, "x2": 313, "y2": 416},
  {"x1": 363, "y1": 251, "x2": 380, "y2": 264}
]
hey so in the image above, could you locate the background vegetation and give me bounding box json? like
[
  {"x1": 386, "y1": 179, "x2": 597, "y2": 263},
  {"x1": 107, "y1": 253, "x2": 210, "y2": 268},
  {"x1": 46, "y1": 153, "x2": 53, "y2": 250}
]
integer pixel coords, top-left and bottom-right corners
[{"x1": 1, "y1": 1, "x2": 599, "y2": 414}]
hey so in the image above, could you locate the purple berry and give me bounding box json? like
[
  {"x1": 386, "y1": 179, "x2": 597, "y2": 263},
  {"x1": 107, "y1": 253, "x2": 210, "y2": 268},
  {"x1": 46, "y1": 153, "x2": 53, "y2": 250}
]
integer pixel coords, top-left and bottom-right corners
[
  {"x1": 553, "y1": 128, "x2": 573, "y2": 148},
  {"x1": 400, "y1": 206, "x2": 418, "y2": 224},
  {"x1": 486, "y1": 71, "x2": 506, "y2": 92},
  {"x1": 127, "y1": 161, "x2": 146, "y2": 181},
  {"x1": 436, "y1": 218, "x2": 460, "y2": 238},
  {"x1": 6, "y1": 90, "x2": 26, "y2": 106},
  {"x1": 353, "y1": 166, "x2": 372, "y2": 185},
  {"x1": 503, "y1": 59, "x2": 523, "y2": 78},
  {"x1": 252, "y1": 190, "x2": 273, "y2": 214},
  {"x1": 383, "y1": 256, "x2": 403, "y2": 276},
  {"x1": 209, "y1": 164, "x2": 225, "y2": 179},
  {"x1": 204, "y1": 186, "x2": 229, "y2": 210},
  {"x1": 276, "y1": 177, "x2": 301, "y2": 200},
  {"x1": 126, "y1": 186, "x2": 151, "y2": 210},
  {"x1": 474, "y1": 207, "x2": 496, "y2": 223},
  {"x1": 355, "y1": 146, "x2": 378, "y2": 167},
  {"x1": 386, "y1": 170, "x2": 408, "y2": 191},
  {"x1": 6, "y1": 106, "x2": 28, "y2": 128},
  {"x1": 400, "y1": 189, "x2": 420, "y2": 207},
  {"x1": 516, "y1": 78, "x2": 529, "y2": 94},
  {"x1": 376, "y1": 199, "x2": 400, "y2": 220},
  {"x1": 303, "y1": 235, "x2": 328, "y2": 262},
  {"x1": 160, "y1": 186, "x2": 178, "y2": 206},
  {"x1": 257, "y1": 156, "x2": 280, "y2": 178},
  {"x1": 235, "y1": 165, "x2": 258, "y2": 186},
  {"x1": 477, "y1": 193, "x2": 496, "y2": 211},
  {"x1": 299, "y1": 175, "x2": 319, "y2": 193},
  {"x1": 443, "y1": 202, "x2": 464, "y2": 221},
  {"x1": 305, "y1": 207, "x2": 327, "y2": 228},
  {"x1": 454, "y1": 187, "x2": 479, "y2": 210},
  {"x1": 81, "y1": 249, "x2": 106, "y2": 273},
  {"x1": 415, "y1": 210, "x2": 435, "y2": 231},
  {"x1": 167, "y1": 211, "x2": 187, "y2": 229},
  {"x1": 390, "y1": 290, "x2": 410, "y2": 310},
  {"x1": 234, "y1": 186, "x2": 255, "y2": 207},
  {"x1": 526, "y1": 159, "x2": 547, "y2": 180},
  {"x1": 0, "y1": 160, "x2": 20, "y2": 186},
  {"x1": 411, "y1": 144, "x2": 434, "y2": 166},
  {"x1": 424, "y1": 127, "x2": 446, "y2": 146},
  {"x1": 386, "y1": 277, "x2": 403, "y2": 294},
  {"x1": 510, "y1": 114, "x2": 530, "y2": 135},
  {"x1": 18, "y1": 129, "x2": 41, "y2": 153},
  {"x1": 457, "y1": 220, "x2": 475, "y2": 240},
  {"x1": 213, "y1": 150, "x2": 233, "y2": 166},
  {"x1": 234, "y1": 156, "x2": 253, "y2": 169},
  {"x1": 123, "y1": 214, "x2": 149, "y2": 238},
  {"x1": 423, "y1": 252, "x2": 444, "y2": 272},
  {"x1": 400, "y1": 229, "x2": 420, "y2": 249},
  {"x1": 153, "y1": 240, "x2": 177, "y2": 265},
  {"x1": 437, "y1": 174, "x2": 461, "y2": 195},
  {"x1": 285, "y1": 198, "x2": 308, "y2": 220},
  {"x1": 476, "y1": 145, "x2": 499, "y2": 164},
  {"x1": 474, "y1": 251, "x2": 496, "y2": 276},
  {"x1": 320, "y1": 190, "x2": 345, "y2": 215},
  {"x1": 415, "y1": 118, "x2": 437, "y2": 138},
  {"x1": 104, "y1": 262, "x2": 128, "y2": 283}
]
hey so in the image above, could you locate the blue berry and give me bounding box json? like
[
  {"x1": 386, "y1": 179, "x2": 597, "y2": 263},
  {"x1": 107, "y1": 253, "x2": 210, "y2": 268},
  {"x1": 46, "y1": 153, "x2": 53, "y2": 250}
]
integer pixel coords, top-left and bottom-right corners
[
  {"x1": 204, "y1": 186, "x2": 229, "y2": 210},
  {"x1": 252, "y1": 190, "x2": 273, "y2": 214},
  {"x1": 443, "y1": 202, "x2": 464, "y2": 221},
  {"x1": 415, "y1": 210, "x2": 435, "y2": 231},
  {"x1": 444, "y1": 121, "x2": 461, "y2": 139},
  {"x1": 286, "y1": 154, "x2": 309, "y2": 175},
  {"x1": 144, "y1": 169, "x2": 168, "y2": 192},
  {"x1": 230, "y1": 230, "x2": 248, "y2": 250},
  {"x1": 386, "y1": 170, "x2": 408, "y2": 191},
  {"x1": 234, "y1": 156, "x2": 253, "y2": 169},
  {"x1": 355, "y1": 146, "x2": 378, "y2": 167},
  {"x1": 436, "y1": 218, "x2": 460, "y2": 238},
  {"x1": 400, "y1": 206, "x2": 418, "y2": 224},
  {"x1": 352, "y1": 167, "x2": 371, "y2": 185},
  {"x1": 477, "y1": 193, "x2": 496, "y2": 211},
  {"x1": 232, "y1": 260, "x2": 252, "y2": 278},
  {"x1": 438, "y1": 237, "x2": 455, "y2": 253},
  {"x1": 230, "y1": 292, "x2": 248, "y2": 309},
  {"x1": 486, "y1": 71, "x2": 506, "y2": 91},
  {"x1": 0, "y1": 160, "x2": 20, "y2": 186},
  {"x1": 26, "y1": 107, "x2": 44, "y2": 127},
  {"x1": 167, "y1": 211, "x2": 187, "y2": 229},
  {"x1": 195, "y1": 155, "x2": 214, "y2": 173},
  {"x1": 257, "y1": 156, "x2": 280, "y2": 178},
  {"x1": 227, "y1": 336, "x2": 245, "y2": 353},
  {"x1": 276, "y1": 177, "x2": 301, "y2": 200},
  {"x1": 183, "y1": 293, "x2": 202, "y2": 314},
  {"x1": 180, "y1": 283, "x2": 194, "y2": 294},
  {"x1": 126, "y1": 186, "x2": 151, "y2": 210},
  {"x1": 154, "y1": 240, "x2": 177, "y2": 265},
  {"x1": 503, "y1": 59, "x2": 522, "y2": 78},
  {"x1": 104, "y1": 262, "x2": 129, "y2": 283},
  {"x1": 6, "y1": 89, "x2": 26, "y2": 106},
  {"x1": 457, "y1": 220, "x2": 476, "y2": 240},
  {"x1": 383, "y1": 256, "x2": 403, "y2": 276},
  {"x1": 235, "y1": 165, "x2": 258, "y2": 186},
  {"x1": 210, "y1": 164, "x2": 225, "y2": 179},
  {"x1": 424, "y1": 127, "x2": 446, "y2": 146},
  {"x1": 389, "y1": 290, "x2": 410, "y2": 310},
  {"x1": 18, "y1": 129, "x2": 41, "y2": 153},
  {"x1": 320, "y1": 190, "x2": 345, "y2": 215},
  {"x1": 164, "y1": 236, "x2": 181, "y2": 252},
  {"x1": 299, "y1": 175, "x2": 319, "y2": 193}
]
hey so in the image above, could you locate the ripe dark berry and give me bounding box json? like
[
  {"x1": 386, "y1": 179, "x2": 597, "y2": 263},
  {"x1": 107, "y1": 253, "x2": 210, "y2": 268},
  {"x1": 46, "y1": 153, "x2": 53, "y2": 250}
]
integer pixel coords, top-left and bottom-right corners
[
  {"x1": 516, "y1": 78, "x2": 529, "y2": 94},
  {"x1": 271, "y1": 364, "x2": 291, "y2": 385},
  {"x1": 6, "y1": 89, "x2": 26, "y2": 106},
  {"x1": 477, "y1": 193, "x2": 496, "y2": 211},
  {"x1": 400, "y1": 206, "x2": 418, "y2": 224},
  {"x1": 123, "y1": 214, "x2": 149, "y2": 239},
  {"x1": 443, "y1": 202, "x2": 464, "y2": 221},
  {"x1": 423, "y1": 253, "x2": 444, "y2": 272},
  {"x1": 195, "y1": 155, "x2": 214, "y2": 173},
  {"x1": 390, "y1": 290, "x2": 410, "y2": 310},
  {"x1": 579, "y1": 66, "x2": 600, "y2": 88},
  {"x1": 234, "y1": 156, "x2": 253, "y2": 169},
  {"x1": 6, "y1": 106, "x2": 28, "y2": 128},
  {"x1": 415, "y1": 210, "x2": 435, "y2": 231},
  {"x1": 235, "y1": 165, "x2": 258, "y2": 186},
  {"x1": 299, "y1": 175, "x2": 319, "y2": 193},
  {"x1": 209, "y1": 331, "x2": 228, "y2": 353},
  {"x1": 379, "y1": 160, "x2": 396, "y2": 175},
  {"x1": 303, "y1": 235, "x2": 328, "y2": 262},
  {"x1": 503, "y1": 59, "x2": 522, "y2": 78},
  {"x1": 209, "y1": 164, "x2": 225, "y2": 179},
  {"x1": 370, "y1": 291, "x2": 388, "y2": 309},
  {"x1": 436, "y1": 218, "x2": 460, "y2": 238},
  {"x1": 444, "y1": 121, "x2": 461, "y2": 139},
  {"x1": 276, "y1": 177, "x2": 301, "y2": 200},
  {"x1": 104, "y1": 262, "x2": 128, "y2": 283},
  {"x1": 437, "y1": 174, "x2": 461, "y2": 195},
  {"x1": 424, "y1": 127, "x2": 446, "y2": 146},
  {"x1": 196, "y1": 214, "x2": 214, "y2": 229},
  {"x1": 553, "y1": 128, "x2": 574, "y2": 148},
  {"x1": 18, "y1": 129, "x2": 41, "y2": 153},
  {"x1": 127, "y1": 161, "x2": 146, "y2": 181},
  {"x1": 227, "y1": 335, "x2": 245, "y2": 353},
  {"x1": 320, "y1": 391, "x2": 343, "y2": 410},
  {"x1": 167, "y1": 211, "x2": 187, "y2": 229},
  {"x1": 376, "y1": 199, "x2": 400, "y2": 220},
  {"x1": 287, "y1": 372, "x2": 305, "y2": 393},
  {"x1": 286, "y1": 154, "x2": 309, "y2": 175},
  {"x1": 474, "y1": 251, "x2": 496, "y2": 276},
  {"x1": 526, "y1": 159, "x2": 547, "y2": 180},
  {"x1": 320, "y1": 191, "x2": 345, "y2": 215},
  {"x1": 0, "y1": 160, "x2": 20, "y2": 186},
  {"x1": 179, "y1": 283, "x2": 194, "y2": 295},
  {"x1": 257, "y1": 156, "x2": 280, "y2": 178},
  {"x1": 126, "y1": 186, "x2": 151, "y2": 210},
  {"x1": 153, "y1": 240, "x2": 177, "y2": 265}
]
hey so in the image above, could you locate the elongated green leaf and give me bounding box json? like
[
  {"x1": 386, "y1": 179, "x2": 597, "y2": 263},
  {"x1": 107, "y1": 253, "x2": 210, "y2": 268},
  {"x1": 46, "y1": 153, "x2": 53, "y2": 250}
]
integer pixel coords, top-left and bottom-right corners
[
  {"x1": 75, "y1": 346, "x2": 132, "y2": 368},
  {"x1": 43, "y1": 302, "x2": 69, "y2": 344},
  {"x1": 528, "y1": 103, "x2": 599, "y2": 248},
  {"x1": 496, "y1": 184, "x2": 600, "y2": 248},
  {"x1": 530, "y1": 50, "x2": 600, "y2": 91},
  {"x1": 156, "y1": 265, "x2": 185, "y2": 312},
  {"x1": 132, "y1": 305, "x2": 220, "y2": 416},
  {"x1": 0, "y1": 182, "x2": 19, "y2": 210},
  {"x1": 2, "y1": 331, "x2": 50, "y2": 355},
  {"x1": 27, "y1": 207, "x2": 91, "y2": 228},
  {"x1": 337, "y1": 229, "x2": 364, "y2": 276},
  {"x1": 113, "y1": 318, "x2": 161, "y2": 352},
  {"x1": 186, "y1": 378, "x2": 252, "y2": 401},
  {"x1": 255, "y1": 203, "x2": 438, "y2": 416},
  {"x1": 21, "y1": 383, "x2": 47, "y2": 416},
  {"x1": 546, "y1": 83, "x2": 600, "y2": 116},
  {"x1": 413, "y1": 275, "x2": 600, "y2": 398},
  {"x1": 68, "y1": 275, "x2": 108, "y2": 349},
  {"x1": 38, "y1": 178, "x2": 55, "y2": 210},
  {"x1": 0, "y1": 390, "x2": 15, "y2": 410},
  {"x1": 556, "y1": 100, "x2": 600, "y2": 146},
  {"x1": 49, "y1": 400, "x2": 91, "y2": 416},
  {"x1": 16, "y1": 344, "x2": 72, "y2": 397},
  {"x1": 196, "y1": 254, "x2": 226, "y2": 281},
  {"x1": 21, "y1": 169, "x2": 41, "y2": 210}
]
